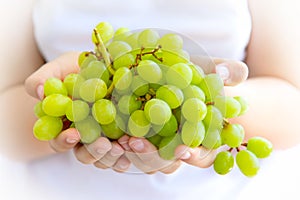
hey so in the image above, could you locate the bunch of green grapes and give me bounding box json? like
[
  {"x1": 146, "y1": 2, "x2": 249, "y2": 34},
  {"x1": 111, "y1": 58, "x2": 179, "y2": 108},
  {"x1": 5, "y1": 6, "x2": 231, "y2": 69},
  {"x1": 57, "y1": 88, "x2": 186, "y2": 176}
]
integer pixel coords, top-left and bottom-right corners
[{"x1": 33, "y1": 22, "x2": 272, "y2": 177}]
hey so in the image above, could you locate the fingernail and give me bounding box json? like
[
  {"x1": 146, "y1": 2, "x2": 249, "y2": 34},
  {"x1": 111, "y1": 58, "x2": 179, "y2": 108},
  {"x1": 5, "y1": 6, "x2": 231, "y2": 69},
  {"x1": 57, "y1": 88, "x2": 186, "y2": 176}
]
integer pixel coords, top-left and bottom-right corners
[
  {"x1": 216, "y1": 64, "x2": 230, "y2": 82},
  {"x1": 37, "y1": 85, "x2": 44, "y2": 100},
  {"x1": 96, "y1": 142, "x2": 111, "y2": 154},
  {"x1": 118, "y1": 160, "x2": 129, "y2": 170},
  {"x1": 110, "y1": 146, "x2": 124, "y2": 157},
  {"x1": 129, "y1": 139, "x2": 144, "y2": 151},
  {"x1": 66, "y1": 138, "x2": 78, "y2": 144},
  {"x1": 180, "y1": 151, "x2": 191, "y2": 160}
]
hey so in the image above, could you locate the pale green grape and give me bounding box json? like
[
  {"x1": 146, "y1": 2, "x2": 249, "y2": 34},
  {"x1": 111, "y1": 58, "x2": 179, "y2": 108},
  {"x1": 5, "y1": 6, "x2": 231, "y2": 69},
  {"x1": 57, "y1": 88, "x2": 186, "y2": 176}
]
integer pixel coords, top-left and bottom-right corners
[
  {"x1": 247, "y1": 137, "x2": 273, "y2": 158},
  {"x1": 234, "y1": 96, "x2": 249, "y2": 116},
  {"x1": 79, "y1": 78, "x2": 107, "y2": 103},
  {"x1": 221, "y1": 124, "x2": 245, "y2": 148},
  {"x1": 128, "y1": 110, "x2": 151, "y2": 137},
  {"x1": 78, "y1": 51, "x2": 98, "y2": 69},
  {"x1": 166, "y1": 63, "x2": 193, "y2": 89},
  {"x1": 101, "y1": 116, "x2": 125, "y2": 139},
  {"x1": 34, "y1": 101, "x2": 46, "y2": 118},
  {"x1": 157, "y1": 33, "x2": 183, "y2": 51},
  {"x1": 65, "y1": 100, "x2": 90, "y2": 122},
  {"x1": 137, "y1": 29, "x2": 160, "y2": 47},
  {"x1": 159, "y1": 50, "x2": 189, "y2": 66},
  {"x1": 152, "y1": 115, "x2": 178, "y2": 137},
  {"x1": 113, "y1": 67, "x2": 133, "y2": 91},
  {"x1": 80, "y1": 60, "x2": 109, "y2": 84},
  {"x1": 92, "y1": 21, "x2": 114, "y2": 44},
  {"x1": 42, "y1": 94, "x2": 71, "y2": 117},
  {"x1": 189, "y1": 64, "x2": 205, "y2": 85},
  {"x1": 63, "y1": 73, "x2": 85, "y2": 99},
  {"x1": 144, "y1": 99, "x2": 172, "y2": 125},
  {"x1": 159, "y1": 134, "x2": 183, "y2": 160},
  {"x1": 107, "y1": 41, "x2": 132, "y2": 59},
  {"x1": 181, "y1": 121, "x2": 205, "y2": 148},
  {"x1": 44, "y1": 77, "x2": 68, "y2": 96},
  {"x1": 33, "y1": 115, "x2": 63, "y2": 141},
  {"x1": 214, "y1": 96, "x2": 241, "y2": 118},
  {"x1": 203, "y1": 105, "x2": 223, "y2": 130},
  {"x1": 130, "y1": 75, "x2": 149, "y2": 96},
  {"x1": 156, "y1": 85, "x2": 184, "y2": 109},
  {"x1": 113, "y1": 27, "x2": 131, "y2": 41},
  {"x1": 124, "y1": 32, "x2": 140, "y2": 49},
  {"x1": 236, "y1": 150, "x2": 260, "y2": 177},
  {"x1": 182, "y1": 85, "x2": 205, "y2": 102},
  {"x1": 92, "y1": 99, "x2": 116, "y2": 125},
  {"x1": 202, "y1": 128, "x2": 222, "y2": 149},
  {"x1": 137, "y1": 60, "x2": 162, "y2": 83},
  {"x1": 117, "y1": 94, "x2": 142, "y2": 115},
  {"x1": 113, "y1": 53, "x2": 135, "y2": 70},
  {"x1": 213, "y1": 151, "x2": 234, "y2": 175},
  {"x1": 182, "y1": 98, "x2": 207, "y2": 122},
  {"x1": 199, "y1": 74, "x2": 224, "y2": 101},
  {"x1": 76, "y1": 116, "x2": 101, "y2": 144}
]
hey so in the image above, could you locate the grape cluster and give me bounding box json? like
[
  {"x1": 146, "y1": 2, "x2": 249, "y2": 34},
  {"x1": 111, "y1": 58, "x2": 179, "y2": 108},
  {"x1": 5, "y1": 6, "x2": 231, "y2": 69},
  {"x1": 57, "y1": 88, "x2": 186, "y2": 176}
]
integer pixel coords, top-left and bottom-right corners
[{"x1": 33, "y1": 22, "x2": 273, "y2": 177}]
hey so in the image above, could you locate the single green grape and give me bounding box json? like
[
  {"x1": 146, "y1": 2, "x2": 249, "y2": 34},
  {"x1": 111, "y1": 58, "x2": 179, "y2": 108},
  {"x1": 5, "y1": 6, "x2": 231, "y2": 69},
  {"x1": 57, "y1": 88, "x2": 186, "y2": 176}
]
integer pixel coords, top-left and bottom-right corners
[
  {"x1": 44, "y1": 77, "x2": 68, "y2": 96},
  {"x1": 221, "y1": 124, "x2": 245, "y2": 148},
  {"x1": 33, "y1": 115, "x2": 63, "y2": 141},
  {"x1": 144, "y1": 99, "x2": 172, "y2": 125},
  {"x1": 107, "y1": 41, "x2": 132, "y2": 59},
  {"x1": 189, "y1": 64, "x2": 205, "y2": 85},
  {"x1": 65, "y1": 100, "x2": 90, "y2": 122},
  {"x1": 137, "y1": 29, "x2": 160, "y2": 48},
  {"x1": 34, "y1": 101, "x2": 46, "y2": 118},
  {"x1": 113, "y1": 53, "x2": 135, "y2": 70},
  {"x1": 117, "y1": 94, "x2": 142, "y2": 115},
  {"x1": 182, "y1": 85, "x2": 205, "y2": 102},
  {"x1": 152, "y1": 114, "x2": 178, "y2": 137},
  {"x1": 214, "y1": 96, "x2": 241, "y2": 118},
  {"x1": 203, "y1": 105, "x2": 223, "y2": 131},
  {"x1": 202, "y1": 128, "x2": 222, "y2": 149},
  {"x1": 247, "y1": 137, "x2": 273, "y2": 158},
  {"x1": 92, "y1": 21, "x2": 114, "y2": 44},
  {"x1": 182, "y1": 98, "x2": 207, "y2": 122},
  {"x1": 78, "y1": 51, "x2": 98, "y2": 69},
  {"x1": 113, "y1": 27, "x2": 131, "y2": 41},
  {"x1": 80, "y1": 60, "x2": 109, "y2": 84},
  {"x1": 181, "y1": 121, "x2": 205, "y2": 148},
  {"x1": 157, "y1": 33, "x2": 183, "y2": 51},
  {"x1": 137, "y1": 60, "x2": 162, "y2": 83},
  {"x1": 63, "y1": 73, "x2": 85, "y2": 99},
  {"x1": 79, "y1": 78, "x2": 107, "y2": 103},
  {"x1": 101, "y1": 116, "x2": 125, "y2": 140},
  {"x1": 124, "y1": 32, "x2": 140, "y2": 49},
  {"x1": 198, "y1": 74, "x2": 224, "y2": 101},
  {"x1": 159, "y1": 134, "x2": 183, "y2": 160},
  {"x1": 166, "y1": 63, "x2": 193, "y2": 89},
  {"x1": 92, "y1": 99, "x2": 116, "y2": 125},
  {"x1": 213, "y1": 151, "x2": 234, "y2": 175},
  {"x1": 159, "y1": 50, "x2": 189, "y2": 66},
  {"x1": 128, "y1": 110, "x2": 151, "y2": 137},
  {"x1": 236, "y1": 149, "x2": 260, "y2": 177},
  {"x1": 234, "y1": 96, "x2": 249, "y2": 116},
  {"x1": 42, "y1": 94, "x2": 71, "y2": 117},
  {"x1": 113, "y1": 67, "x2": 133, "y2": 91},
  {"x1": 156, "y1": 85, "x2": 184, "y2": 109},
  {"x1": 76, "y1": 116, "x2": 101, "y2": 144}
]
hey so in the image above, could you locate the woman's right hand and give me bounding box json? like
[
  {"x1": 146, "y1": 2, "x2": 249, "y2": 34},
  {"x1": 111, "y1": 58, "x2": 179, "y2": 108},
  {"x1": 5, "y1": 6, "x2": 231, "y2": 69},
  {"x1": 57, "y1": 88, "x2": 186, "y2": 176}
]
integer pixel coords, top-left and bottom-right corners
[{"x1": 24, "y1": 51, "x2": 131, "y2": 172}]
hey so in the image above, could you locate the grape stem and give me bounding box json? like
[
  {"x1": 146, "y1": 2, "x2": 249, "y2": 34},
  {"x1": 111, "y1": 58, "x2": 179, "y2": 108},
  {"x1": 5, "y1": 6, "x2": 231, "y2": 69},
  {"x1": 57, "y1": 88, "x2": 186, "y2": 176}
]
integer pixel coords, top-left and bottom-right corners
[
  {"x1": 129, "y1": 46, "x2": 163, "y2": 69},
  {"x1": 93, "y1": 29, "x2": 115, "y2": 75}
]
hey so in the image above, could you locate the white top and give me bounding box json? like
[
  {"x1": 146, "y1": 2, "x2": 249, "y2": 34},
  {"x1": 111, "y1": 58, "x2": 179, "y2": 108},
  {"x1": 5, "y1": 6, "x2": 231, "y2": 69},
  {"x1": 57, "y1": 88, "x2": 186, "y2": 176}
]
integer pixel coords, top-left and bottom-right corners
[{"x1": 1, "y1": 1, "x2": 299, "y2": 200}]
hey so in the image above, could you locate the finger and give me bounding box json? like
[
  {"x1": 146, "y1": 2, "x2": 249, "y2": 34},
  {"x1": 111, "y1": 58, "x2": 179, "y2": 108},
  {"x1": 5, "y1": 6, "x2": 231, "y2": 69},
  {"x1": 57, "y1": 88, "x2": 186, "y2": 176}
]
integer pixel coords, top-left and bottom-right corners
[
  {"x1": 113, "y1": 155, "x2": 131, "y2": 173},
  {"x1": 125, "y1": 151, "x2": 156, "y2": 174},
  {"x1": 175, "y1": 145, "x2": 217, "y2": 168},
  {"x1": 97, "y1": 141, "x2": 124, "y2": 168},
  {"x1": 191, "y1": 56, "x2": 249, "y2": 86},
  {"x1": 25, "y1": 51, "x2": 80, "y2": 100},
  {"x1": 118, "y1": 134, "x2": 131, "y2": 151},
  {"x1": 73, "y1": 137, "x2": 112, "y2": 164},
  {"x1": 159, "y1": 160, "x2": 182, "y2": 174},
  {"x1": 49, "y1": 128, "x2": 80, "y2": 152}
]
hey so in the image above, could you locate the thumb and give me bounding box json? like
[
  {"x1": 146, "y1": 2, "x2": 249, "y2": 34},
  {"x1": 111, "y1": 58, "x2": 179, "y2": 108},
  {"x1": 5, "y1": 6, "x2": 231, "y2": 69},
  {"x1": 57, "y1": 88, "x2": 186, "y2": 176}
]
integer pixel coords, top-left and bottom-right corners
[{"x1": 24, "y1": 51, "x2": 80, "y2": 100}]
